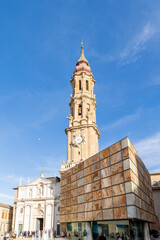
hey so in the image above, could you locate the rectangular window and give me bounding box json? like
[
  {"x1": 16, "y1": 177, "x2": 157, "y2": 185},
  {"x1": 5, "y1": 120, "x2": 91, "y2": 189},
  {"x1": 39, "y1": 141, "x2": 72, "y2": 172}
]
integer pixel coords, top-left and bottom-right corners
[
  {"x1": 67, "y1": 223, "x2": 72, "y2": 231},
  {"x1": 78, "y1": 223, "x2": 82, "y2": 232},
  {"x1": 78, "y1": 105, "x2": 82, "y2": 116},
  {"x1": 86, "y1": 80, "x2": 89, "y2": 90},
  {"x1": 93, "y1": 220, "x2": 130, "y2": 240}
]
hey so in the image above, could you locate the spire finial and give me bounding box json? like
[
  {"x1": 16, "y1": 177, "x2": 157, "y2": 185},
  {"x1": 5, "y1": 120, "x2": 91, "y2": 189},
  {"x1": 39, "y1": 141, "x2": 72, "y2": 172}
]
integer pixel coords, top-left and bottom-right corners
[
  {"x1": 81, "y1": 41, "x2": 84, "y2": 48},
  {"x1": 19, "y1": 178, "x2": 21, "y2": 186},
  {"x1": 78, "y1": 42, "x2": 88, "y2": 62},
  {"x1": 40, "y1": 165, "x2": 44, "y2": 177}
]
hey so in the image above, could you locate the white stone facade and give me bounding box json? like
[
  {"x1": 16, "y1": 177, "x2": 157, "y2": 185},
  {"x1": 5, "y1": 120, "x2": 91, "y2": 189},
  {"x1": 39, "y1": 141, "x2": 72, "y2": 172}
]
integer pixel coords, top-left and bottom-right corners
[{"x1": 13, "y1": 174, "x2": 60, "y2": 236}]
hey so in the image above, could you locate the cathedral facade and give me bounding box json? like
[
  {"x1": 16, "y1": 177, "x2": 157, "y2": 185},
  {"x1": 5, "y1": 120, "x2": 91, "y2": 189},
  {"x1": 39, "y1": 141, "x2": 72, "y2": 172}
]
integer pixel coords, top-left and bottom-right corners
[{"x1": 12, "y1": 172, "x2": 60, "y2": 236}]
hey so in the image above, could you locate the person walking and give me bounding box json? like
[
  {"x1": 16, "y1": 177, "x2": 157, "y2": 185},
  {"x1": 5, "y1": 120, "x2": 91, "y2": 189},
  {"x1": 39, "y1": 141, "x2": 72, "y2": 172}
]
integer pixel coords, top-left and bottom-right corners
[
  {"x1": 98, "y1": 235, "x2": 106, "y2": 240},
  {"x1": 117, "y1": 236, "x2": 122, "y2": 240},
  {"x1": 3, "y1": 234, "x2": 6, "y2": 240},
  {"x1": 83, "y1": 229, "x2": 87, "y2": 240}
]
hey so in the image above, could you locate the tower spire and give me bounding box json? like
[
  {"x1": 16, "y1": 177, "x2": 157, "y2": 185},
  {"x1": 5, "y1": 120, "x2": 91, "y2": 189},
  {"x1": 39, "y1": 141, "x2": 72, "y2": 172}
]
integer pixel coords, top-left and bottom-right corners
[
  {"x1": 78, "y1": 43, "x2": 88, "y2": 63},
  {"x1": 74, "y1": 45, "x2": 91, "y2": 74},
  {"x1": 60, "y1": 45, "x2": 100, "y2": 173}
]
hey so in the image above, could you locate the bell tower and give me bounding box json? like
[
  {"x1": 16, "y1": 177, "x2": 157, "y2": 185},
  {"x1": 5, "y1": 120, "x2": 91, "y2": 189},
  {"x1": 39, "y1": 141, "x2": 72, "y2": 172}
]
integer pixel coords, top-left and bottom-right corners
[{"x1": 60, "y1": 45, "x2": 100, "y2": 172}]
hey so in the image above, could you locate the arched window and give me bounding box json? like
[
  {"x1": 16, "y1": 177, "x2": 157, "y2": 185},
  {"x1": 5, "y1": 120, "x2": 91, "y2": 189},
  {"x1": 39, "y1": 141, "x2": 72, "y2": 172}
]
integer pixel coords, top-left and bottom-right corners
[
  {"x1": 38, "y1": 184, "x2": 43, "y2": 195},
  {"x1": 78, "y1": 104, "x2": 82, "y2": 116},
  {"x1": 50, "y1": 187, "x2": 53, "y2": 195},
  {"x1": 29, "y1": 189, "x2": 32, "y2": 197},
  {"x1": 86, "y1": 80, "x2": 89, "y2": 90},
  {"x1": 20, "y1": 208, "x2": 23, "y2": 214},
  {"x1": 79, "y1": 80, "x2": 82, "y2": 90},
  {"x1": 38, "y1": 204, "x2": 41, "y2": 209},
  {"x1": 87, "y1": 104, "x2": 90, "y2": 112}
]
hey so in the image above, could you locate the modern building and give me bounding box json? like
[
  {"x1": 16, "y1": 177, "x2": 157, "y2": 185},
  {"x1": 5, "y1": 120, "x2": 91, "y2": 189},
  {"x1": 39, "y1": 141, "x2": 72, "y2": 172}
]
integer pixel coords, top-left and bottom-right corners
[
  {"x1": 0, "y1": 203, "x2": 13, "y2": 236},
  {"x1": 12, "y1": 172, "x2": 60, "y2": 236},
  {"x1": 150, "y1": 172, "x2": 160, "y2": 231},
  {"x1": 60, "y1": 137, "x2": 156, "y2": 240},
  {"x1": 60, "y1": 46, "x2": 156, "y2": 240}
]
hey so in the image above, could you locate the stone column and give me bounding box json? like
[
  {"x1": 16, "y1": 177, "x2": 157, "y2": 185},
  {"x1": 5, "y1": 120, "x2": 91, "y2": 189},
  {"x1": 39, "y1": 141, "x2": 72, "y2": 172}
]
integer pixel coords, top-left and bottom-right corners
[
  {"x1": 67, "y1": 131, "x2": 71, "y2": 162},
  {"x1": 143, "y1": 222, "x2": 150, "y2": 240},
  {"x1": 12, "y1": 203, "x2": 17, "y2": 231},
  {"x1": 22, "y1": 206, "x2": 26, "y2": 231},
  {"x1": 85, "y1": 222, "x2": 93, "y2": 240},
  {"x1": 51, "y1": 202, "x2": 55, "y2": 231},
  {"x1": 14, "y1": 207, "x2": 19, "y2": 234},
  {"x1": 82, "y1": 100, "x2": 85, "y2": 119},
  {"x1": 29, "y1": 205, "x2": 32, "y2": 231},
  {"x1": 71, "y1": 131, "x2": 75, "y2": 162},
  {"x1": 44, "y1": 203, "x2": 46, "y2": 231}
]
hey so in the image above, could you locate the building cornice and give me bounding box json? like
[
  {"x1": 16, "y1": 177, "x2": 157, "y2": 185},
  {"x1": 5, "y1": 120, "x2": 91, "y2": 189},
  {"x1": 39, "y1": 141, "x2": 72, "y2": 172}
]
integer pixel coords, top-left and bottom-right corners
[
  {"x1": 15, "y1": 197, "x2": 56, "y2": 203},
  {"x1": 65, "y1": 123, "x2": 100, "y2": 138},
  {"x1": 150, "y1": 172, "x2": 160, "y2": 175},
  {"x1": 69, "y1": 94, "x2": 96, "y2": 107},
  {"x1": 71, "y1": 71, "x2": 94, "y2": 79},
  {"x1": 0, "y1": 203, "x2": 13, "y2": 209}
]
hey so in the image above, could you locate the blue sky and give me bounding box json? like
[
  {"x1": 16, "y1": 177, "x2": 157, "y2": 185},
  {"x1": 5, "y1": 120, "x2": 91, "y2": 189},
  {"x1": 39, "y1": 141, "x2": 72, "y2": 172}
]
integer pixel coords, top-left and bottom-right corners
[{"x1": 0, "y1": 0, "x2": 160, "y2": 205}]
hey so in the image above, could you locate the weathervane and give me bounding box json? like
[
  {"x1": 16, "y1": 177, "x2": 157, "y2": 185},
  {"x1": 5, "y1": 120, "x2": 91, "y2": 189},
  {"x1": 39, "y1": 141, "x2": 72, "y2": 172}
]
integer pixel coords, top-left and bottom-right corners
[{"x1": 81, "y1": 41, "x2": 84, "y2": 47}]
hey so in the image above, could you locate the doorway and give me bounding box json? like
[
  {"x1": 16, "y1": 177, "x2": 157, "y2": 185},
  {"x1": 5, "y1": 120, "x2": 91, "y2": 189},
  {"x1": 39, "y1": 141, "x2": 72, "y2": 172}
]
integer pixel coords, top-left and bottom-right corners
[
  {"x1": 36, "y1": 218, "x2": 43, "y2": 231},
  {"x1": 18, "y1": 224, "x2": 22, "y2": 233},
  {"x1": 57, "y1": 224, "x2": 60, "y2": 235}
]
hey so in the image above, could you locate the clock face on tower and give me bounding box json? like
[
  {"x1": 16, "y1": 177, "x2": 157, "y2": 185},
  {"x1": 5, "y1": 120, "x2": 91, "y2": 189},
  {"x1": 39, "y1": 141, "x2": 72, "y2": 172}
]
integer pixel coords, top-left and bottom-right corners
[{"x1": 75, "y1": 135, "x2": 82, "y2": 144}]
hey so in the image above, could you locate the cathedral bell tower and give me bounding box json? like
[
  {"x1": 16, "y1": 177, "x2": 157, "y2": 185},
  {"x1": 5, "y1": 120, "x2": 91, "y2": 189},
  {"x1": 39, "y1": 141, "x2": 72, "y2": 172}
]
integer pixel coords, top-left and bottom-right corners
[{"x1": 60, "y1": 45, "x2": 100, "y2": 172}]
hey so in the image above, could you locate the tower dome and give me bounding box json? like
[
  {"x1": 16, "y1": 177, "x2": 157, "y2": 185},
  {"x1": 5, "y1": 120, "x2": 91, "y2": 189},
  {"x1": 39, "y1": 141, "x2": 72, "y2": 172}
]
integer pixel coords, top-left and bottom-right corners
[{"x1": 74, "y1": 45, "x2": 92, "y2": 73}]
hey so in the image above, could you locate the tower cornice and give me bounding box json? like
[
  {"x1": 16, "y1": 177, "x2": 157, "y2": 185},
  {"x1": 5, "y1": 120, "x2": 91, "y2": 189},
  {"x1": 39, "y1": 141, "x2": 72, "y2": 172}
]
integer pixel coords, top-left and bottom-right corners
[
  {"x1": 65, "y1": 123, "x2": 100, "y2": 138},
  {"x1": 69, "y1": 94, "x2": 97, "y2": 107},
  {"x1": 71, "y1": 71, "x2": 94, "y2": 80}
]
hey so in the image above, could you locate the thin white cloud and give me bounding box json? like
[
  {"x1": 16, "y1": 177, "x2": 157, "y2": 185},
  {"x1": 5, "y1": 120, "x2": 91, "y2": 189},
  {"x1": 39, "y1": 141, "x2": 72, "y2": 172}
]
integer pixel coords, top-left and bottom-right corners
[
  {"x1": 89, "y1": 19, "x2": 160, "y2": 65},
  {"x1": 101, "y1": 111, "x2": 140, "y2": 131},
  {"x1": 119, "y1": 23, "x2": 156, "y2": 65},
  {"x1": 32, "y1": 107, "x2": 57, "y2": 128},
  {"x1": 151, "y1": 76, "x2": 160, "y2": 86},
  {"x1": 135, "y1": 132, "x2": 160, "y2": 173},
  {"x1": 36, "y1": 154, "x2": 65, "y2": 178},
  {"x1": 0, "y1": 175, "x2": 27, "y2": 184},
  {"x1": 0, "y1": 193, "x2": 14, "y2": 200},
  {"x1": 88, "y1": 49, "x2": 114, "y2": 63}
]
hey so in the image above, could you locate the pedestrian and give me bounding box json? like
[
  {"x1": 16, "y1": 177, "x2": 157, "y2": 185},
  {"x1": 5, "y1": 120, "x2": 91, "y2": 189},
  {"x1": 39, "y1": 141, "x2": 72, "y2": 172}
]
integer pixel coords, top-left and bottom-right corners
[
  {"x1": 6, "y1": 233, "x2": 9, "y2": 239},
  {"x1": 117, "y1": 236, "x2": 122, "y2": 240},
  {"x1": 98, "y1": 235, "x2": 106, "y2": 240},
  {"x1": 3, "y1": 234, "x2": 6, "y2": 240},
  {"x1": 83, "y1": 229, "x2": 87, "y2": 240}
]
